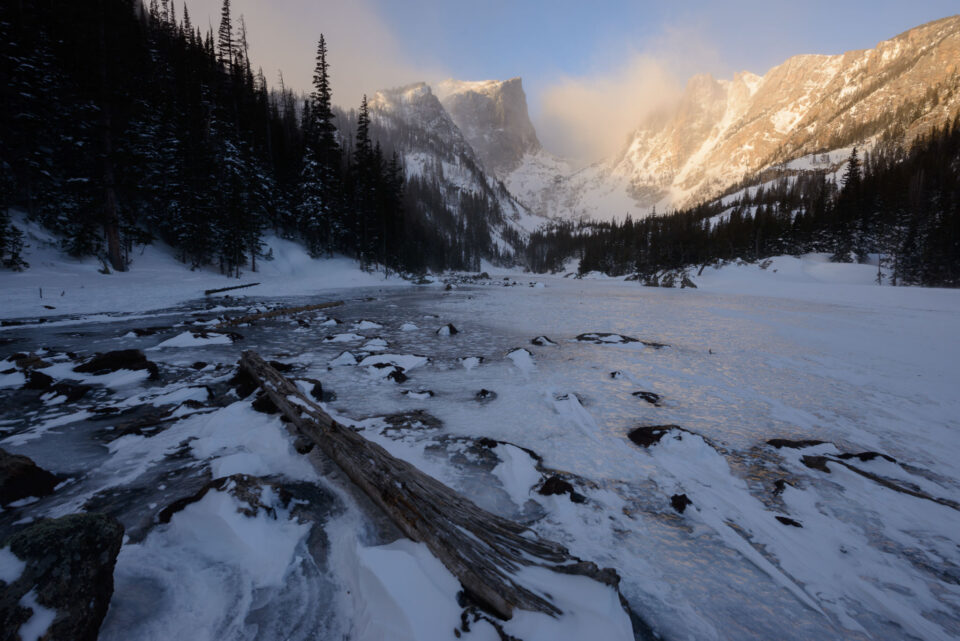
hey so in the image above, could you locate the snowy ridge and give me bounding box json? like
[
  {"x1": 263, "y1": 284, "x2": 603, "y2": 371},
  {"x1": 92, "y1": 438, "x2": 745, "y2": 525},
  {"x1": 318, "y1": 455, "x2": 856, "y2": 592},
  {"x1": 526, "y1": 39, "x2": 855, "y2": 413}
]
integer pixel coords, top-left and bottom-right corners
[
  {"x1": 368, "y1": 82, "x2": 545, "y2": 247},
  {"x1": 495, "y1": 16, "x2": 960, "y2": 222}
]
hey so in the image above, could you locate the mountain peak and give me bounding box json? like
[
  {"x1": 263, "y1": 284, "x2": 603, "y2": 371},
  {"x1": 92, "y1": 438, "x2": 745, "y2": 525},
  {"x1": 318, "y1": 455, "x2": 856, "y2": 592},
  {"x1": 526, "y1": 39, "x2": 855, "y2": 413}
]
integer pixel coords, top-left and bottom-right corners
[{"x1": 433, "y1": 77, "x2": 541, "y2": 175}]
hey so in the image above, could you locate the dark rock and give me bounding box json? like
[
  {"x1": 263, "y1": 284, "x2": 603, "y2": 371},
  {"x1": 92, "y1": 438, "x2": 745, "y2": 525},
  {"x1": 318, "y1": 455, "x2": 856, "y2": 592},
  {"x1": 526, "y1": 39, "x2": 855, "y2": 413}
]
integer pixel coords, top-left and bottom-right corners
[
  {"x1": 14, "y1": 353, "x2": 51, "y2": 370},
  {"x1": 22, "y1": 370, "x2": 54, "y2": 391},
  {"x1": 445, "y1": 283, "x2": 453, "y2": 291},
  {"x1": 670, "y1": 493, "x2": 693, "y2": 514},
  {"x1": 660, "y1": 273, "x2": 676, "y2": 288},
  {"x1": 773, "y1": 479, "x2": 788, "y2": 495},
  {"x1": 91, "y1": 405, "x2": 178, "y2": 441},
  {"x1": 640, "y1": 340, "x2": 670, "y2": 349},
  {"x1": 609, "y1": 371, "x2": 623, "y2": 379},
  {"x1": 46, "y1": 382, "x2": 92, "y2": 403},
  {"x1": 576, "y1": 332, "x2": 638, "y2": 344},
  {"x1": 775, "y1": 516, "x2": 803, "y2": 527},
  {"x1": 251, "y1": 392, "x2": 279, "y2": 414},
  {"x1": 228, "y1": 367, "x2": 259, "y2": 399},
  {"x1": 437, "y1": 323, "x2": 459, "y2": 336},
  {"x1": 73, "y1": 349, "x2": 159, "y2": 380},
  {"x1": 477, "y1": 272, "x2": 490, "y2": 279},
  {"x1": 475, "y1": 389, "x2": 497, "y2": 401},
  {"x1": 836, "y1": 451, "x2": 896, "y2": 463},
  {"x1": 632, "y1": 391, "x2": 662, "y2": 406},
  {"x1": 681, "y1": 276, "x2": 697, "y2": 289},
  {"x1": 801, "y1": 455, "x2": 831, "y2": 473},
  {"x1": 131, "y1": 326, "x2": 167, "y2": 337},
  {"x1": 767, "y1": 438, "x2": 828, "y2": 449},
  {"x1": 627, "y1": 425, "x2": 684, "y2": 448},
  {"x1": 381, "y1": 410, "x2": 444, "y2": 434},
  {"x1": 530, "y1": 336, "x2": 557, "y2": 346},
  {"x1": 0, "y1": 513, "x2": 123, "y2": 641},
  {"x1": 268, "y1": 360, "x2": 295, "y2": 372},
  {"x1": 387, "y1": 367, "x2": 408, "y2": 383},
  {"x1": 538, "y1": 476, "x2": 587, "y2": 504},
  {"x1": 191, "y1": 361, "x2": 208, "y2": 370},
  {"x1": 0, "y1": 448, "x2": 59, "y2": 506}
]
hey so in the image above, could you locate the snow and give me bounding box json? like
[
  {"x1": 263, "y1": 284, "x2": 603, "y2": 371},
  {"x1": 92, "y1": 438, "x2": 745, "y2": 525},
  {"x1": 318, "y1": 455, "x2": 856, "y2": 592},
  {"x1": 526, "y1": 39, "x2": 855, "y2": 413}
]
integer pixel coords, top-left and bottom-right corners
[
  {"x1": 399, "y1": 322, "x2": 418, "y2": 331},
  {"x1": 152, "y1": 331, "x2": 232, "y2": 349},
  {"x1": 491, "y1": 444, "x2": 541, "y2": 507},
  {"x1": 328, "y1": 351, "x2": 358, "y2": 367},
  {"x1": 4, "y1": 255, "x2": 960, "y2": 640},
  {"x1": 0, "y1": 545, "x2": 26, "y2": 583},
  {"x1": 0, "y1": 215, "x2": 407, "y2": 321},
  {"x1": 17, "y1": 589, "x2": 57, "y2": 641}
]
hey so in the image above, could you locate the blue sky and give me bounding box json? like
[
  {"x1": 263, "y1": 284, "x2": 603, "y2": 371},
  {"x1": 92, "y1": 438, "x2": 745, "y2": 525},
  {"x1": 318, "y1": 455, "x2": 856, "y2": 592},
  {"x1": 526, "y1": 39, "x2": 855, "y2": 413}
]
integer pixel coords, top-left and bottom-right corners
[
  {"x1": 370, "y1": 0, "x2": 957, "y2": 102},
  {"x1": 185, "y1": 0, "x2": 958, "y2": 160}
]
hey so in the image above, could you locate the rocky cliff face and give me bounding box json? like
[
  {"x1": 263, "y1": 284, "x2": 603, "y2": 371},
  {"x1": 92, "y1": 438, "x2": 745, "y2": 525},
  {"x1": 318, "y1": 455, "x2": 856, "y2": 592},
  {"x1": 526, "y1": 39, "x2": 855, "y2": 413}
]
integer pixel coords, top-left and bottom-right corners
[
  {"x1": 365, "y1": 82, "x2": 542, "y2": 251},
  {"x1": 610, "y1": 14, "x2": 960, "y2": 212},
  {"x1": 435, "y1": 78, "x2": 542, "y2": 175}
]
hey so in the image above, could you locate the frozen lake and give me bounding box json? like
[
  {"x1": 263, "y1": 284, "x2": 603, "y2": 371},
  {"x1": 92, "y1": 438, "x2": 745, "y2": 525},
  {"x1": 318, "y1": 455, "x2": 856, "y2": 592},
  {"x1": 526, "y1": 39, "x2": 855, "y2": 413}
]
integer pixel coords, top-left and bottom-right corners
[{"x1": 2, "y1": 273, "x2": 959, "y2": 640}]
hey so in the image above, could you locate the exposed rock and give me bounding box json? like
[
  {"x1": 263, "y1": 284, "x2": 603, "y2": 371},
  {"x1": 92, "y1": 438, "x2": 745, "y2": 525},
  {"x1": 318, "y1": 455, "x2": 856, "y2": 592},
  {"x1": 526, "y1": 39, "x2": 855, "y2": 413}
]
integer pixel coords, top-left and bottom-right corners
[
  {"x1": 627, "y1": 425, "x2": 686, "y2": 448},
  {"x1": 681, "y1": 276, "x2": 697, "y2": 289},
  {"x1": 837, "y1": 451, "x2": 896, "y2": 463},
  {"x1": 22, "y1": 370, "x2": 54, "y2": 391},
  {"x1": 73, "y1": 349, "x2": 159, "y2": 380},
  {"x1": 437, "y1": 323, "x2": 459, "y2": 336},
  {"x1": 131, "y1": 326, "x2": 168, "y2": 337},
  {"x1": 776, "y1": 516, "x2": 803, "y2": 527},
  {"x1": 13, "y1": 353, "x2": 51, "y2": 370},
  {"x1": 46, "y1": 382, "x2": 92, "y2": 403},
  {"x1": 767, "y1": 438, "x2": 828, "y2": 449},
  {"x1": 386, "y1": 367, "x2": 408, "y2": 383},
  {"x1": 538, "y1": 475, "x2": 587, "y2": 504},
  {"x1": 530, "y1": 336, "x2": 557, "y2": 346},
  {"x1": 0, "y1": 448, "x2": 59, "y2": 506},
  {"x1": 801, "y1": 455, "x2": 832, "y2": 473},
  {"x1": 632, "y1": 391, "x2": 662, "y2": 406},
  {"x1": 576, "y1": 333, "x2": 638, "y2": 344},
  {"x1": 475, "y1": 389, "x2": 497, "y2": 402},
  {"x1": 0, "y1": 513, "x2": 123, "y2": 641},
  {"x1": 670, "y1": 493, "x2": 693, "y2": 514}
]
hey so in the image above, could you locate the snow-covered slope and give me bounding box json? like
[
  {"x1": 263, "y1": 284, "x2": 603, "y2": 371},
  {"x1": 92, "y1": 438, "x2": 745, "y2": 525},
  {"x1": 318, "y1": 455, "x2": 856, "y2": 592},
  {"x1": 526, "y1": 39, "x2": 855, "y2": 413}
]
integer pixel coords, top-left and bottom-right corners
[
  {"x1": 367, "y1": 83, "x2": 544, "y2": 249},
  {"x1": 605, "y1": 15, "x2": 960, "y2": 214}
]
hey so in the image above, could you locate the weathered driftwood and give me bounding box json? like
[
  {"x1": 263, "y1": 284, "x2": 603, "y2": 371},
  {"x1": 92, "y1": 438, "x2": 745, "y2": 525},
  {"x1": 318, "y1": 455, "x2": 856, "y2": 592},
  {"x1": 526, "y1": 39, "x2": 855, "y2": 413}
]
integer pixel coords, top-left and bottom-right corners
[
  {"x1": 204, "y1": 282, "x2": 261, "y2": 296},
  {"x1": 215, "y1": 301, "x2": 343, "y2": 329},
  {"x1": 238, "y1": 350, "x2": 622, "y2": 621}
]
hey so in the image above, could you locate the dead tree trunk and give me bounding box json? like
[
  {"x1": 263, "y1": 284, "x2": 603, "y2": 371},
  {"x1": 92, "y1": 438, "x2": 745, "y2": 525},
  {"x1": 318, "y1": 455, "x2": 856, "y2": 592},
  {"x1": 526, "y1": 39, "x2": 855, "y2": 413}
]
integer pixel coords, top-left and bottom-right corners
[{"x1": 238, "y1": 350, "x2": 625, "y2": 621}]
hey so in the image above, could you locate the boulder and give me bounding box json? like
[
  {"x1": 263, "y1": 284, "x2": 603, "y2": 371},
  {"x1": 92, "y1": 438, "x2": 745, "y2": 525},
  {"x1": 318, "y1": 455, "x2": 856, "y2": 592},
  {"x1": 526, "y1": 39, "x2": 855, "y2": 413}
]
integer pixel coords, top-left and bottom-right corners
[
  {"x1": 73, "y1": 349, "x2": 159, "y2": 380},
  {"x1": 0, "y1": 449, "x2": 58, "y2": 506},
  {"x1": 0, "y1": 513, "x2": 123, "y2": 641}
]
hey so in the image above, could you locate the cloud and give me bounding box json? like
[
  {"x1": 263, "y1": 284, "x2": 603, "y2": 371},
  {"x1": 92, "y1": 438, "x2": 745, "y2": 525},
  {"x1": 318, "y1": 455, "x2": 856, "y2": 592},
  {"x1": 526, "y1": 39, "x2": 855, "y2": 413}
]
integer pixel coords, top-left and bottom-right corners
[
  {"x1": 535, "y1": 25, "x2": 726, "y2": 164},
  {"x1": 183, "y1": 0, "x2": 444, "y2": 108}
]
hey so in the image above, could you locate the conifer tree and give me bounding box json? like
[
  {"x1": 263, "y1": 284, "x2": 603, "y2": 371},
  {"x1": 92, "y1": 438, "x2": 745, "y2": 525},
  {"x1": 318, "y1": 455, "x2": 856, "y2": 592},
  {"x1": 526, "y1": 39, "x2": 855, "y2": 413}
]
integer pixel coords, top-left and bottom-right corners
[{"x1": 217, "y1": 0, "x2": 233, "y2": 69}]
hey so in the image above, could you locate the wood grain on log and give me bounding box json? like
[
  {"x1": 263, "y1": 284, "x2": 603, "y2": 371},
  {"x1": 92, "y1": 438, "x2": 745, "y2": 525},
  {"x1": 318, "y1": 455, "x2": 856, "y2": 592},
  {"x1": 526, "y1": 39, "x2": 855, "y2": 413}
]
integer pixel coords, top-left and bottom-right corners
[{"x1": 238, "y1": 350, "x2": 624, "y2": 621}]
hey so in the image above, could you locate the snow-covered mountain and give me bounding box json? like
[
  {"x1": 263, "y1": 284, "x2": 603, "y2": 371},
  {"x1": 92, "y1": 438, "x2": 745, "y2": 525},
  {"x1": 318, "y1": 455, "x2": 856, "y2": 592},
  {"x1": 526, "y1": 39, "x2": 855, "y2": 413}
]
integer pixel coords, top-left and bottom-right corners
[
  {"x1": 365, "y1": 82, "x2": 543, "y2": 256},
  {"x1": 434, "y1": 78, "x2": 541, "y2": 176},
  {"x1": 422, "y1": 16, "x2": 960, "y2": 223},
  {"x1": 606, "y1": 15, "x2": 960, "y2": 214}
]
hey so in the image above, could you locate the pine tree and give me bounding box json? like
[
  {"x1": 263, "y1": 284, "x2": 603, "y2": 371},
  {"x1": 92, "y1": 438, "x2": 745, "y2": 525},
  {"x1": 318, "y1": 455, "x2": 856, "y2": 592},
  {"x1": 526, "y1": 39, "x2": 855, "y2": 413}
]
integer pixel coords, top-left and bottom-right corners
[
  {"x1": 296, "y1": 35, "x2": 341, "y2": 256},
  {"x1": 217, "y1": 0, "x2": 233, "y2": 69}
]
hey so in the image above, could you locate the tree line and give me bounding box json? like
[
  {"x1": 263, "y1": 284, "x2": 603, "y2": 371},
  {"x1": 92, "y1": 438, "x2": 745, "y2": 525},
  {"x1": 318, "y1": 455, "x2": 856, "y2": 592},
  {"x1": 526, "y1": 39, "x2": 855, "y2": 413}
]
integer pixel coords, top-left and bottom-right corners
[
  {"x1": 0, "y1": 0, "x2": 506, "y2": 275},
  {"x1": 529, "y1": 120, "x2": 960, "y2": 287}
]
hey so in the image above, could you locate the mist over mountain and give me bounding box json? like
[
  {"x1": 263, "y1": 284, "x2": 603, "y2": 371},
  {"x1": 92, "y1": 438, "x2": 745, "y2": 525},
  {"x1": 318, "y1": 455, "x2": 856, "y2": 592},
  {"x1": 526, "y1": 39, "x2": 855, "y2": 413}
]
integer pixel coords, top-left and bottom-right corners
[{"x1": 398, "y1": 15, "x2": 960, "y2": 223}]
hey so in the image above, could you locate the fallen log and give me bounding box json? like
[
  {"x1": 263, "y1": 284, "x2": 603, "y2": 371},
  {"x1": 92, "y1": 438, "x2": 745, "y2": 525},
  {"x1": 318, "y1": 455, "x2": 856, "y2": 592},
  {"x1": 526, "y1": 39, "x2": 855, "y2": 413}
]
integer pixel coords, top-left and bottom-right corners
[
  {"x1": 238, "y1": 350, "x2": 624, "y2": 621},
  {"x1": 214, "y1": 300, "x2": 343, "y2": 329},
  {"x1": 204, "y1": 282, "x2": 260, "y2": 296}
]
